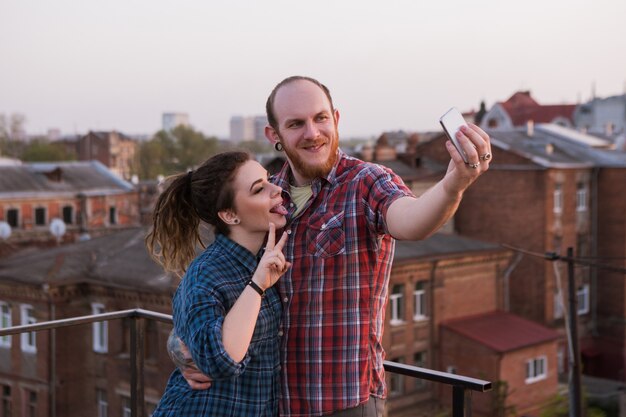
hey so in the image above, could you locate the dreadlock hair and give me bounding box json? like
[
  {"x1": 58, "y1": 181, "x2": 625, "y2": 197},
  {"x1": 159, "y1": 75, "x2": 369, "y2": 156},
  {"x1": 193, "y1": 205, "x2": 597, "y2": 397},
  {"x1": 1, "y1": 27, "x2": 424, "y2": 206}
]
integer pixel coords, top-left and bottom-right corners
[{"x1": 145, "y1": 151, "x2": 252, "y2": 276}]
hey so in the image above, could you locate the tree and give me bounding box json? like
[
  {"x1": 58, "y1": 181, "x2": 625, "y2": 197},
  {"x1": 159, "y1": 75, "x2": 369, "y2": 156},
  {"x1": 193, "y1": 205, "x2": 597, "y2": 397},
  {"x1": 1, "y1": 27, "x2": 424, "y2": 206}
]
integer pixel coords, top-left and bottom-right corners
[
  {"x1": 21, "y1": 138, "x2": 77, "y2": 162},
  {"x1": 0, "y1": 113, "x2": 27, "y2": 157},
  {"x1": 137, "y1": 125, "x2": 219, "y2": 180}
]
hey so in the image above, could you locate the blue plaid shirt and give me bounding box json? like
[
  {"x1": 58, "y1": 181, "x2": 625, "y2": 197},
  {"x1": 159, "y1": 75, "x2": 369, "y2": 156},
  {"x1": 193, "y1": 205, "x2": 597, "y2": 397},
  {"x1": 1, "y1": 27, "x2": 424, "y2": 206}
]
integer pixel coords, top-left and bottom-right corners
[{"x1": 153, "y1": 234, "x2": 282, "y2": 417}]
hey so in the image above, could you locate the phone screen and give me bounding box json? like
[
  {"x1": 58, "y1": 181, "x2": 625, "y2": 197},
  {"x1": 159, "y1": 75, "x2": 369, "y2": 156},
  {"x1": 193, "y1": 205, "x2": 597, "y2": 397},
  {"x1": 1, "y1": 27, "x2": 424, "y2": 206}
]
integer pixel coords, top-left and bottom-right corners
[{"x1": 439, "y1": 107, "x2": 469, "y2": 163}]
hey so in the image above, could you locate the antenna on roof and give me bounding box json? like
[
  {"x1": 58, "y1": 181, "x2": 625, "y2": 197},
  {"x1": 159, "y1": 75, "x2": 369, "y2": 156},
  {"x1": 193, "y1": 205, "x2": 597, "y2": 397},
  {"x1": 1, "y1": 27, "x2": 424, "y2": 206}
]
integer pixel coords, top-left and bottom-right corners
[{"x1": 591, "y1": 81, "x2": 596, "y2": 100}]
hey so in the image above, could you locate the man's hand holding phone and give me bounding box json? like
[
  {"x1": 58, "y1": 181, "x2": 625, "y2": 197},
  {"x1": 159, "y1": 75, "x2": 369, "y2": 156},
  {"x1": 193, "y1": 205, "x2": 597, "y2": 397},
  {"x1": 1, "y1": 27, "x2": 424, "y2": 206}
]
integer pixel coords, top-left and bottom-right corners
[{"x1": 438, "y1": 106, "x2": 493, "y2": 192}]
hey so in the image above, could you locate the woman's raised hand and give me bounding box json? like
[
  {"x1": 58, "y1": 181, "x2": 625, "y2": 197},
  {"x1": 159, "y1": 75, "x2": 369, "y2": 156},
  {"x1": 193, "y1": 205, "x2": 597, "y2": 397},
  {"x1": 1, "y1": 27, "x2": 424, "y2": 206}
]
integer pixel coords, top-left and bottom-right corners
[{"x1": 253, "y1": 223, "x2": 290, "y2": 290}]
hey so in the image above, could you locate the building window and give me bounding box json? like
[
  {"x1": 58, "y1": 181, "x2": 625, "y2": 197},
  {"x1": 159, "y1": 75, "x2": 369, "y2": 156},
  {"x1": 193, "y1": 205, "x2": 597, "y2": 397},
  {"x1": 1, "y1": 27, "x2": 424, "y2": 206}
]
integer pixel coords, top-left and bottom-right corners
[
  {"x1": 109, "y1": 207, "x2": 117, "y2": 225},
  {"x1": 389, "y1": 284, "x2": 405, "y2": 325},
  {"x1": 97, "y1": 389, "x2": 108, "y2": 417},
  {"x1": 20, "y1": 305, "x2": 36, "y2": 353},
  {"x1": 577, "y1": 285, "x2": 590, "y2": 315},
  {"x1": 62, "y1": 205, "x2": 74, "y2": 225},
  {"x1": 25, "y1": 389, "x2": 36, "y2": 417},
  {"x1": 0, "y1": 303, "x2": 11, "y2": 348},
  {"x1": 576, "y1": 183, "x2": 587, "y2": 212},
  {"x1": 389, "y1": 357, "x2": 404, "y2": 396},
  {"x1": 553, "y1": 184, "x2": 563, "y2": 214},
  {"x1": 2, "y1": 385, "x2": 11, "y2": 417},
  {"x1": 526, "y1": 356, "x2": 547, "y2": 383},
  {"x1": 92, "y1": 304, "x2": 108, "y2": 353},
  {"x1": 121, "y1": 396, "x2": 131, "y2": 417},
  {"x1": 34, "y1": 207, "x2": 46, "y2": 226},
  {"x1": 6, "y1": 208, "x2": 19, "y2": 228},
  {"x1": 413, "y1": 282, "x2": 427, "y2": 321},
  {"x1": 414, "y1": 351, "x2": 427, "y2": 388}
]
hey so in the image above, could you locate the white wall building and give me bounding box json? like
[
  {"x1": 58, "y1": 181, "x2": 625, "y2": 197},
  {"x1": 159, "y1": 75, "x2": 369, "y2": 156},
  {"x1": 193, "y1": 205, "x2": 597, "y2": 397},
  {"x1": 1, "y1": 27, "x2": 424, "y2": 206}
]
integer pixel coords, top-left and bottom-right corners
[
  {"x1": 229, "y1": 115, "x2": 267, "y2": 142},
  {"x1": 574, "y1": 94, "x2": 626, "y2": 137},
  {"x1": 162, "y1": 113, "x2": 190, "y2": 132}
]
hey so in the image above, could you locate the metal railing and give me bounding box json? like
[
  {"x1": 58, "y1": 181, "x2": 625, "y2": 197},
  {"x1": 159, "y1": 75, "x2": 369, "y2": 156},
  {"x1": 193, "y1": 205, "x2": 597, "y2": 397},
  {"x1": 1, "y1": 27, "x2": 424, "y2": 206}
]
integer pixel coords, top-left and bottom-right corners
[{"x1": 0, "y1": 309, "x2": 492, "y2": 417}]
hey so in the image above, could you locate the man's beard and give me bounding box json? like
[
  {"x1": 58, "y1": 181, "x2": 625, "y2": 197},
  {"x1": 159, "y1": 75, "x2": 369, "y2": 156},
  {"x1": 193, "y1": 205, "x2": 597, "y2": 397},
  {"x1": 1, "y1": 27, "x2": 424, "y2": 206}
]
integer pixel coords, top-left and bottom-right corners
[{"x1": 281, "y1": 134, "x2": 339, "y2": 180}]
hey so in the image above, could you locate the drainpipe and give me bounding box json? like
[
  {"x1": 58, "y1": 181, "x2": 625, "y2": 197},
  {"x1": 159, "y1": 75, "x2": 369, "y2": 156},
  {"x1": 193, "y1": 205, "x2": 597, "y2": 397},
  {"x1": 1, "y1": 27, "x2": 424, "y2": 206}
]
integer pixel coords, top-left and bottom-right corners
[
  {"x1": 590, "y1": 167, "x2": 599, "y2": 336},
  {"x1": 502, "y1": 252, "x2": 523, "y2": 312},
  {"x1": 429, "y1": 261, "x2": 438, "y2": 369},
  {"x1": 43, "y1": 284, "x2": 56, "y2": 417}
]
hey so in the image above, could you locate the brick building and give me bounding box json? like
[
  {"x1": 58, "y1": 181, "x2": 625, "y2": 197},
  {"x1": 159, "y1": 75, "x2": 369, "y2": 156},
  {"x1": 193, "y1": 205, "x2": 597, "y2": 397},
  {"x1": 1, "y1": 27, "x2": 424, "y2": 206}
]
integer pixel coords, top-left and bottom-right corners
[
  {"x1": 0, "y1": 228, "x2": 175, "y2": 417},
  {"x1": 480, "y1": 91, "x2": 577, "y2": 130},
  {"x1": 382, "y1": 234, "x2": 561, "y2": 416},
  {"x1": 440, "y1": 311, "x2": 560, "y2": 416},
  {"x1": 417, "y1": 123, "x2": 626, "y2": 382},
  {"x1": 76, "y1": 131, "x2": 138, "y2": 181},
  {"x1": 0, "y1": 161, "x2": 140, "y2": 250}
]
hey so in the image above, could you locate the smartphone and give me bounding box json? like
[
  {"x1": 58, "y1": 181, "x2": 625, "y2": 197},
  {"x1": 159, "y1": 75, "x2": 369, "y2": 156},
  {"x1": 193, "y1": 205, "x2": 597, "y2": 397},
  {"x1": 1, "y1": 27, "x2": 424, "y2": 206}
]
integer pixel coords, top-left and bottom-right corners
[{"x1": 439, "y1": 107, "x2": 469, "y2": 163}]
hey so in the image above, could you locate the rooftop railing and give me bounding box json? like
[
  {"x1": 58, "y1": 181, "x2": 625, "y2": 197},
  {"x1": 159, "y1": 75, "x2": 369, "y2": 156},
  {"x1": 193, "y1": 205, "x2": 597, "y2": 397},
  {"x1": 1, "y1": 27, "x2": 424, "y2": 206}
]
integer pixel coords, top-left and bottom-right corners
[{"x1": 0, "y1": 308, "x2": 492, "y2": 417}]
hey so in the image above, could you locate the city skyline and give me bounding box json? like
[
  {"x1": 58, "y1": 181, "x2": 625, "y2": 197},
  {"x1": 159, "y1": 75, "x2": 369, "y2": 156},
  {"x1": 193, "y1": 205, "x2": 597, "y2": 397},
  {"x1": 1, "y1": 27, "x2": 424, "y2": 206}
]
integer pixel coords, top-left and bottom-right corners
[{"x1": 1, "y1": 0, "x2": 625, "y2": 139}]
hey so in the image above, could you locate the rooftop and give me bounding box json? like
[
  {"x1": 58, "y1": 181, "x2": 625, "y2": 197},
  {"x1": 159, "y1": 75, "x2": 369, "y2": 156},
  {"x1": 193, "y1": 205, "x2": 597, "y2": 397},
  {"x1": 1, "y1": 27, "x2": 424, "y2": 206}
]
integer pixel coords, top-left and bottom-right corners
[
  {"x1": 0, "y1": 160, "x2": 134, "y2": 197},
  {"x1": 442, "y1": 310, "x2": 561, "y2": 352}
]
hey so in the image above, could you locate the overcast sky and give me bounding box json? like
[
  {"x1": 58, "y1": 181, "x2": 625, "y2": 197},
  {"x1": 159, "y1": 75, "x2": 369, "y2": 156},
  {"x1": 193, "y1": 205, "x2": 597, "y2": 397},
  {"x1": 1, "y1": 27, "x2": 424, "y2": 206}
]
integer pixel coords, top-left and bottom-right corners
[{"x1": 1, "y1": 0, "x2": 625, "y2": 139}]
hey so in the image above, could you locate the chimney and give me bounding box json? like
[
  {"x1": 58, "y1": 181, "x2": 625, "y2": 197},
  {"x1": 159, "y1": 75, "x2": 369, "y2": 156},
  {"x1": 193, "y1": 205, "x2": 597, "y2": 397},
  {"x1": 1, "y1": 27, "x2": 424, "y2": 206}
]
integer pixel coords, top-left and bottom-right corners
[
  {"x1": 545, "y1": 143, "x2": 554, "y2": 155},
  {"x1": 606, "y1": 122, "x2": 614, "y2": 136},
  {"x1": 526, "y1": 120, "x2": 534, "y2": 137}
]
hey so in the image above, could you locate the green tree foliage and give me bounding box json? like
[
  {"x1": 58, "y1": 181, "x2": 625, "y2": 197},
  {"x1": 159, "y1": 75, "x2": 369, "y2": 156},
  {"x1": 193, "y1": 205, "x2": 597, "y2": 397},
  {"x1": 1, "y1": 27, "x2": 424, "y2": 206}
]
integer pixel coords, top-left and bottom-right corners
[
  {"x1": 0, "y1": 113, "x2": 27, "y2": 157},
  {"x1": 21, "y1": 138, "x2": 77, "y2": 162},
  {"x1": 490, "y1": 380, "x2": 516, "y2": 417},
  {"x1": 137, "y1": 125, "x2": 219, "y2": 180},
  {"x1": 541, "y1": 392, "x2": 607, "y2": 417}
]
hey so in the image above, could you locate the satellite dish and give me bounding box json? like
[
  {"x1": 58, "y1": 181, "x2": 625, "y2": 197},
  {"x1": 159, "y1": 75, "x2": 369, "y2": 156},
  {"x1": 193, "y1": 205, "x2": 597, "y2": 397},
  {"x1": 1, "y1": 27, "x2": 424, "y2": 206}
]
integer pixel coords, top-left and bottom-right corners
[
  {"x1": 0, "y1": 221, "x2": 11, "y2": 240},
  {"x1": 49, "y1": 218, "x2": 66, "y2": 241}
]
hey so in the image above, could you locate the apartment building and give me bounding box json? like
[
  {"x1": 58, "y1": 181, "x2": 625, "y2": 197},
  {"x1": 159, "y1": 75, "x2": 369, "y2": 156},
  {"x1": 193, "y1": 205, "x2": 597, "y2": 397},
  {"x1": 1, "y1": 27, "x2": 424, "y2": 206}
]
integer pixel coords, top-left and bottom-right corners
[
  {"x1": 0, "y1": 228, "x2": 175, "y2": 417},
  {"x1": 417, "y1": 122, "x2": 626, "y2": 382},
  {"x1": 0, "y1": 161, "x2": 140, "y2": 249},
  {"x1": 480, "y1": 91, "x2": 576, "y2": 130},
  {"x1": 76, "y1": 131, "x2": 138, "y2": 181}
]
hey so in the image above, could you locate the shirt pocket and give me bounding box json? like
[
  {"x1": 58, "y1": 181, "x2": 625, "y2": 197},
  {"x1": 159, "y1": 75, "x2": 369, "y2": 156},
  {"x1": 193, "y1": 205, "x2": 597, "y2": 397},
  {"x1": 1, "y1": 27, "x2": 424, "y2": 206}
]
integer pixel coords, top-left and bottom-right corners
[{"x1": 306, "y1": 211, "x2": 345, "y2": 258}]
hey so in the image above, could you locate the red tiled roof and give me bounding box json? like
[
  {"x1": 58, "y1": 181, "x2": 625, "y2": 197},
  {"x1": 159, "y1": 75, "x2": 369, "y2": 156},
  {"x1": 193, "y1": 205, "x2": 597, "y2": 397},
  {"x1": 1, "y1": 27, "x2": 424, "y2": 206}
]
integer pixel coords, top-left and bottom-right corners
[
  {"x1": 500, "y1": 91, "x2": 576, "y2": 126},
  {"x1": 441, "y1": 311, "x2": 561, "y2": 353}
]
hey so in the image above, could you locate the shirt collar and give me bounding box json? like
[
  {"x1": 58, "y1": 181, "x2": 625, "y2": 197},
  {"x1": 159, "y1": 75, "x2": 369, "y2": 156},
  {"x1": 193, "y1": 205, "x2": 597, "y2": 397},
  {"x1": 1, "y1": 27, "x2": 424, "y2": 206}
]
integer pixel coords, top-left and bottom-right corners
[{"x1": 213, "y1": 234, "x2": 260, "y2": 273}]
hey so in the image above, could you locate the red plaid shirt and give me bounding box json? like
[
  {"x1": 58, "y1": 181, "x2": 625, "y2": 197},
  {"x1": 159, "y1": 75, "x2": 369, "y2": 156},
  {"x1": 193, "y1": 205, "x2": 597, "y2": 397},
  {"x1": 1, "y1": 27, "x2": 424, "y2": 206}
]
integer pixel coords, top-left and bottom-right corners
[{"x1": 273, "y1": 150, "x2": 413, "y2": 416}]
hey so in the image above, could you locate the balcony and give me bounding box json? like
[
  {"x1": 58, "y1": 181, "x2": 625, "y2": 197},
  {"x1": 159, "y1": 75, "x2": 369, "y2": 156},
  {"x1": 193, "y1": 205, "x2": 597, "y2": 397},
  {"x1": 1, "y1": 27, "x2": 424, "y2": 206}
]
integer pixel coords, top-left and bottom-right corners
[{"x1": 0, "y1": 308, "x2": 492, "y2": 417}]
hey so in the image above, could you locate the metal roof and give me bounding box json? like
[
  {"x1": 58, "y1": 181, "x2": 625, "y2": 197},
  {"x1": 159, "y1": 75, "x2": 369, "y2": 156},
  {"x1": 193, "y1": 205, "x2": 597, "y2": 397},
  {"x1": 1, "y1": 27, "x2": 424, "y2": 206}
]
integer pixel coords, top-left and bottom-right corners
[
  {"x1": 488, "y1": 124, "x2": 626, "y2": 168},
  {"x1": 0, "y1": 160, "x2": 134, "y2": 198},
  {"x1": 393, "y1": 233, "x2": 503, "y2": 263},
  {"x1": 0, "y1": 227, "x2": 175, "y2": 292}
]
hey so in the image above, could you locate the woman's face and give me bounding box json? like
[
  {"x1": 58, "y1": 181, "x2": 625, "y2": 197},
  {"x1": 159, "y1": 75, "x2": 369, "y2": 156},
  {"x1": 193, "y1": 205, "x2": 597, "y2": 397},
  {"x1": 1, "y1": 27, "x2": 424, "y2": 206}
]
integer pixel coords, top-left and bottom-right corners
[{"x1": 230, "y1": 160, "x2": 287, "y2": 233}]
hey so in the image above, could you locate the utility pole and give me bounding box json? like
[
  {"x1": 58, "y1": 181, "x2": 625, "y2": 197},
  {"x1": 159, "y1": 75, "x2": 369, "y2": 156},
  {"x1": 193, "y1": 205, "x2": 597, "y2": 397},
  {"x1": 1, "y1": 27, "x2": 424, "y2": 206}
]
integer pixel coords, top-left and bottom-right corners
[{"x1": 567, "y1": 247, "x2": 583, "y2": 417}]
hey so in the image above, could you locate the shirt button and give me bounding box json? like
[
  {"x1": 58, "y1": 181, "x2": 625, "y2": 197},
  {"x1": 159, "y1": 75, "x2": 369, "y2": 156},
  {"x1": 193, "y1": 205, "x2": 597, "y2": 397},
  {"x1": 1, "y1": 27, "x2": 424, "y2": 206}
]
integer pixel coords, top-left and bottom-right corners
[
  {"x1": 278, "y1": 330, "x2": 284, "y2": 337},
  {"x1": 290, "y1": 202, "x2": 295, "y2": 207},
  {"x1": 321, "y1": 223, "x2": 326, "y2": 230},
  {"x1": 283, "y1": 297, "x2": 289, "y2": 303}
]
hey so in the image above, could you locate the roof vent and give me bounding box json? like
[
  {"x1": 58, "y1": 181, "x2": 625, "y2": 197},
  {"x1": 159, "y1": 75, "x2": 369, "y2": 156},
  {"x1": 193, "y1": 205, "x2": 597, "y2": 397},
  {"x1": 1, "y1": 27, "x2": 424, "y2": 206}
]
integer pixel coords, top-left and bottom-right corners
[
  {"x1": 526, "y1": 120, "x2": 534, "y2": 137},
  {"x1": 545, "y1": 143, "x2": 554, "y2": 155},
  {"x1": 43, "y1": 167, "x2": 63, "y2": 182}
]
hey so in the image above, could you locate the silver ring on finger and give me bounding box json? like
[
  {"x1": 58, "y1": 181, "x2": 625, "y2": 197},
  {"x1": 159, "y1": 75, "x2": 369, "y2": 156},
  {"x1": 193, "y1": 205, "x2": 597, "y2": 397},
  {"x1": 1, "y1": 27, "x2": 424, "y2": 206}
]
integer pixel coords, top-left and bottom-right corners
[
  {"x1": 479, "y1": 152, "x2": 492, "y2": 161},
  {"x1": 467, "y1": 162, "x2": 480, "y2": 169}
]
